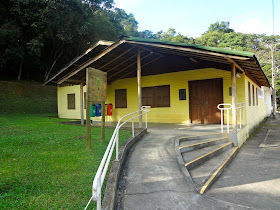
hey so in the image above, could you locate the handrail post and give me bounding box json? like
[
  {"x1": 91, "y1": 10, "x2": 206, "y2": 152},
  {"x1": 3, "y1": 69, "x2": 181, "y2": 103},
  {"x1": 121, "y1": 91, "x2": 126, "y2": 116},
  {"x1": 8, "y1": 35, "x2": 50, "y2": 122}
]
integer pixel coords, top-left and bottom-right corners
[
  {"x1": 132, "y1": 114, "x2": 134, "y2": 137},
  {"x1": 116, "y1": 129, "x2": 119, "y2": 161},
  {"x1": 145, "y1": 110, "x2": 148, "y2": 128},
  {"x1": 221, "y1": 109, "x2": 223, "y2": 133},
  {"x1": 227, "y1": 109, "x2": 229, "y2": 133}
]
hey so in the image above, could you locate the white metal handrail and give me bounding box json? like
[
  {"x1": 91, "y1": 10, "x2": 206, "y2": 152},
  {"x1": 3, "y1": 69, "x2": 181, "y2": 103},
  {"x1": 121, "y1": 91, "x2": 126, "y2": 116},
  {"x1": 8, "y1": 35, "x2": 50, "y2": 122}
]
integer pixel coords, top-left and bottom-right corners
[
  {"x1": 237, "y1": 102, "x2": 245, "y2": 128},
  {"x1": 85, "y1": 106, "x2": 151, "y2": 210},
  {"x1": 217, "y1": 104, "x2": 232, "y2": 133}
]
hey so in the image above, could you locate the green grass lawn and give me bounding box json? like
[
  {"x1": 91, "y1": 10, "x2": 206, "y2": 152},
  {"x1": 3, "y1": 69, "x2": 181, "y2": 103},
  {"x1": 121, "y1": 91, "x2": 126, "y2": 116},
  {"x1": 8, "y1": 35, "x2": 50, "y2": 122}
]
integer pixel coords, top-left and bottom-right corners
[{"x1": 0, "y1": 114, "x2": 131, "y2": 209}]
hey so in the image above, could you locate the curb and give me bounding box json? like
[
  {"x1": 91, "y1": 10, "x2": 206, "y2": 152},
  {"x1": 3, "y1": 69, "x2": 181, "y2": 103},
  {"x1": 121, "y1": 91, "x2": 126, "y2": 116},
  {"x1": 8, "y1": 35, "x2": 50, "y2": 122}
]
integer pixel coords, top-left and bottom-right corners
[
  {"x1": 175, "y1": 136, "x2": 198, "y2": 192},
  {"x1": 102, "y1": 128, "x2": 147, "y2": 210}
]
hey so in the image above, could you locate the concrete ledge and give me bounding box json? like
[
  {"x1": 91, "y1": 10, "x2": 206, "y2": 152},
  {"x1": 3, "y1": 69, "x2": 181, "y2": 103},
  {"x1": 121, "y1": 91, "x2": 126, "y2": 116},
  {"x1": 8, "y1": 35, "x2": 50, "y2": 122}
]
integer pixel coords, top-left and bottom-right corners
[
  {"x1": 175, "y1": 136, "x2": 198, "y2": 192},
  {"x1": 102, "y1": 128, "x2": 147, "y2": 210}
]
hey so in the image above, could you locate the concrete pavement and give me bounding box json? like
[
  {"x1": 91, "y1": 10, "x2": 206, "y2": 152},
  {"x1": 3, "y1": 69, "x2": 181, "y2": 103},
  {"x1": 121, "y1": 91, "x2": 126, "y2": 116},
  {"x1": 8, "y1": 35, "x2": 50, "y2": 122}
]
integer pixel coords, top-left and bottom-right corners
[{"x1": 115, "y1": 114, "x2": 280, "y2": 209}]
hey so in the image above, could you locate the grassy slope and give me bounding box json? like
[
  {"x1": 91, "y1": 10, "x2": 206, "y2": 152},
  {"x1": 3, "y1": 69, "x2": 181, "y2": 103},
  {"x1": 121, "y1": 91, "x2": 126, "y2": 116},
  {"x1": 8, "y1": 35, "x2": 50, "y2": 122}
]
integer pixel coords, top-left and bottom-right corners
[{"x1": 0, "y1": 114, "x2": 131, "y2": 209}]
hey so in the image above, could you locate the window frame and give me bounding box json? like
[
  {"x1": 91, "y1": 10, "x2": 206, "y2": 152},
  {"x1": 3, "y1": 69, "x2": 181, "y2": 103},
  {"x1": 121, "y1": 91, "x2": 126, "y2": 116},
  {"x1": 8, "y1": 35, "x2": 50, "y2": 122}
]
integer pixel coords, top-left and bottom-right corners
[
  {"x1": 142, "y1": 85, "x2": 170, "y2": 108},
  {"x1": 115, "y1": 89, "x2": 127, "y2": 108},
  {"x1": 67, "y1": 93, "x2": 76, "y2": 110},
  {"x1": 248, "y1": 82, "x2": 251, "y2": 106}
]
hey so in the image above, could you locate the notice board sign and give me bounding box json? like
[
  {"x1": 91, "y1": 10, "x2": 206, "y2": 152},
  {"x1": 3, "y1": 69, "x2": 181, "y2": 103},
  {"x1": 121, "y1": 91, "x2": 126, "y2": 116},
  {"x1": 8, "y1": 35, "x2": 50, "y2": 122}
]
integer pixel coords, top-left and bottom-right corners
[{"x1": 86, "y1": 67, "x2": 107, "y2": 102}]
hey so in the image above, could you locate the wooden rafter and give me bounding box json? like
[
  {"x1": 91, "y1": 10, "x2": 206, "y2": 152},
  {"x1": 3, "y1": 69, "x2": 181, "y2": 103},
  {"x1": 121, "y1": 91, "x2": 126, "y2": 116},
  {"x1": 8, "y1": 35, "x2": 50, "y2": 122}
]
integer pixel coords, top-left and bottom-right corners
[
  {"x1": 98, "y1": 47, "x2": 135, "y2": 70},
  {"x1": 225, "y1": 57, "x2": 245, "y2": 73},
  {"x1": 108, "y1": 52, "x2": 153, "y2": 80},
  {"x1": 119, "y1": 55, "x2": 162, "y2": 79},
  {"x1": 104, "y1": 50, "x2": 143, "y2": 73},
  {"x1": 57, "y1": 40, "x2": 125, "y2": 85}
]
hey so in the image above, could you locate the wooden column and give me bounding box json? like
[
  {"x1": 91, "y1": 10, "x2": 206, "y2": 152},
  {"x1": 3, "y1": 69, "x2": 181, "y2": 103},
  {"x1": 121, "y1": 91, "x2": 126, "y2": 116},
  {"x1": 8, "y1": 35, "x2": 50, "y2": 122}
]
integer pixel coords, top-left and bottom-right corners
[
  {"x1": 137, "y1": 49, "x2": 142, "y2": 128},
  {"x1": 86, "y1": 70, "x2": 91, "y2": 150},
  {"x1": 101, "y1": 101, "x2": 105, "y2": 142},
  {"x1": 80, "y1": 83, "x2": 84, "y2": 125},
  {"x1": 231, "y1": 64, "x2": 237, "y2": 133}
]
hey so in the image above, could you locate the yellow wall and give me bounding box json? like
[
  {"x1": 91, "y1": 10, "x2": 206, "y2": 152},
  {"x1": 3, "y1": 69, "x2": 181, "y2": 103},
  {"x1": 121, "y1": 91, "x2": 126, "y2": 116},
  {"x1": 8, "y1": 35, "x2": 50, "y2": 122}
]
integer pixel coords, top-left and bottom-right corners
[
  {"x1": 237, "y1": 76, "x2": 272, "y2": 146},
  {"x1": 57, "y1": 69, "x2": 271, "y2": 147},
  {"x1": 107, "y1": 68, "x2": 245, "y2": 124}
]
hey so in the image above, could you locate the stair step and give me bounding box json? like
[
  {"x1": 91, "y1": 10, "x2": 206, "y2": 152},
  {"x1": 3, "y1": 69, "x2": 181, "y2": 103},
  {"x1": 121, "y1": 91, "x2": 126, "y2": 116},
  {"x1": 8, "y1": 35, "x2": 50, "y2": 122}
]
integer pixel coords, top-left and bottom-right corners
[
  {"x1": 179, "y1": 137, "x2": 228, "y2": 152},
  {"x1": 183, "y1": 142, "x2": 233, "y2": 170},
  {"x1": 189, "y1": 146, "x2": 237, "y2": 186},
  {"x1": 179, "y1": 133, "x2": 224, "y2": 142},
  {"x1": 199, "y1": 146, "x2": 239, "y2": 194}
]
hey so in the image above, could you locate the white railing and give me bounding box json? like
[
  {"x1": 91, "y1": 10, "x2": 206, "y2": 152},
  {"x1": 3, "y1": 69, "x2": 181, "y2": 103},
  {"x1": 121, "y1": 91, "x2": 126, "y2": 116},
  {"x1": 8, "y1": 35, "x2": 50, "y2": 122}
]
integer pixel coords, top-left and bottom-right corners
[
  {"x1": 217, "y1": 104, "x2": 232, "y2": 133},
  {"x1": 237, "y1": 102, "x2": 245, "y2": 128},
  {"x1": 84, "y1": 106, "x2": 151, "y2": 210}
]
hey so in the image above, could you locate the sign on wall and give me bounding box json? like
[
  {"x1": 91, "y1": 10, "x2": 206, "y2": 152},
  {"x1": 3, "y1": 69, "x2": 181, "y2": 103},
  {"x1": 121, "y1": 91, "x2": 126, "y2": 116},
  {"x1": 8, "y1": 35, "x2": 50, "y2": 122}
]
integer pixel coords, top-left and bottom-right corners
[{"x1": 86, "y1": 67, "x2": 107, "y2": 102}]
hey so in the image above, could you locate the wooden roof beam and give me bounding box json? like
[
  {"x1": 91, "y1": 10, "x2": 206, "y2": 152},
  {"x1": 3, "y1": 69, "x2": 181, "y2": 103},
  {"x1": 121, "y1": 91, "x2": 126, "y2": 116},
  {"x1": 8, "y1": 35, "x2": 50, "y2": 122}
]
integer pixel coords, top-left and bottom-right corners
[
  {"x1": 57, "y1": 40, "x2": 125, "y2": 85},
  {"x1": 119, "y1": 55, "x2": 162, "y2": 79},
  {"x1": 225, "y1": 57, "x2": 245, "y2": 73},
  {"x1": 105, "y1": 50, "x2": 143, "y2": 73},
  {"x1": 108, "y1": 52, "x2": 153, "y2": 80},
  {"x1": 98, "y1": 47, "x2": 135, "y2": 70}
]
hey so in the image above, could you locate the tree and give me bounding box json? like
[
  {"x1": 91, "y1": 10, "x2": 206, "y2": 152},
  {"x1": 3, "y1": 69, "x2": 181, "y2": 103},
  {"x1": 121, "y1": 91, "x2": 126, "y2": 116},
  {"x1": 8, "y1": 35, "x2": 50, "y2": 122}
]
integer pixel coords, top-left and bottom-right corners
[
  {"x1": 0, "y1": 0, "x2": 126, "y2": 82},
  {"x1": 205, "y1": 21, "x2": 234, "y2": 34}
]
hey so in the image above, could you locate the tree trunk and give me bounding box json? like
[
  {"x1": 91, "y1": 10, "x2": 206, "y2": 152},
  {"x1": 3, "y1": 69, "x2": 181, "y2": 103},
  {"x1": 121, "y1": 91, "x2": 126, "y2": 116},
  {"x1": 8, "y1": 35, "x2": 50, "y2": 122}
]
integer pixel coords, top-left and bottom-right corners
[
  {"x1": 18, "y1": 60, "x2": 23, "y2": 80},
  {"x1": 44, "y1": 50, "x2": 62, "y2": 82}
]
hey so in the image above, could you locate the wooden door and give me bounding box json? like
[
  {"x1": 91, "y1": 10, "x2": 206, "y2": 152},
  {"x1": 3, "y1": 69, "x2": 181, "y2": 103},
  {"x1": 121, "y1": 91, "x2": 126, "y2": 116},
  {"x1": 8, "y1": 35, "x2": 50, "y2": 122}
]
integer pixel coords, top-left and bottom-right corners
[{"x1": 189, "y1": 78, "x2": 223, "y2": 124}]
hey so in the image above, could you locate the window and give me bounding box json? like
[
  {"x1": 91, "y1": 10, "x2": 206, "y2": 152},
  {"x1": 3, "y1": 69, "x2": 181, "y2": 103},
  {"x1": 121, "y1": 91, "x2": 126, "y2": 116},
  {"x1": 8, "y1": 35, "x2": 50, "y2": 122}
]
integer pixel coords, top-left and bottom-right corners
[
  {"x1": 252, "y1": 84, "x2": 255, "y2": 106},
  {"x1": 256, "y1": 87, "x2": 258, "y2": 106},
  {"x1": 179, "y1": 89, "x2": 186, "y2": 100},
  {"x1": 115, "y1": 89, "x2": 127, "y2": 108},
  {"x1": 248, "y1": 82, "x2": 251, "y2": 106},
  {"x1": 142, "y1": 85, "x2": 170, "y2": 107},
  {"x1": 67, "y1": 94, "x2": 75, "y2": 109}
]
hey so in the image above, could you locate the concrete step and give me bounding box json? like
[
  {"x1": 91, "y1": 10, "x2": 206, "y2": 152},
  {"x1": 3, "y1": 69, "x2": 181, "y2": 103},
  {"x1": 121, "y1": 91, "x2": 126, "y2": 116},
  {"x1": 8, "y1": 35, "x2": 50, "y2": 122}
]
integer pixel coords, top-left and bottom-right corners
[
  {"x1": 182, "y1": 142, "x2": 233, "y2": 170},
  {"x1": 197, "y1": 146, "x2": 239, "y2": 194},
  {"x1": 179, "y1": 133, "x2": 224, "y2": 143},
  {"x1": 179, "y1": 137, "x2": 228, "y2": 152},
  {"x1": 189, "y1": 146, "x2": 237, "y2": 186}
]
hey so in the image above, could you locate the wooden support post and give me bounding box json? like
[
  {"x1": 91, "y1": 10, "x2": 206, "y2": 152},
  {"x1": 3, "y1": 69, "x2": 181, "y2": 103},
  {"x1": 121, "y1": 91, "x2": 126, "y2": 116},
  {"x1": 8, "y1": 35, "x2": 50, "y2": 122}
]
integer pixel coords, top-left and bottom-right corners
[
  {"x1": 137, "y1": 48, "x2": 142, "y2": 128},
  {"x1": 231, "y1": 64, "x2": 237, "y2": 133},
  {"x1": 101, "y1": 101, "x2": 105, "y2": 142},
  {"x1": 80, "y1": 83, "x2": 84, "y2": 125},
  {"x1": 86, "y1": 70, "x2": 91, "y2": 151}
]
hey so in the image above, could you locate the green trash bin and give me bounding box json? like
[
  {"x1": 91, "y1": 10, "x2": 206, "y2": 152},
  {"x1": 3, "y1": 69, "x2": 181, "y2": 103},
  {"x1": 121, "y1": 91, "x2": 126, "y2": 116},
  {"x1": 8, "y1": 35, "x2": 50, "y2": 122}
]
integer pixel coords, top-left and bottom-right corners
[{"x1": 90, "y1": 104, "x2": 96, "y2": 117}]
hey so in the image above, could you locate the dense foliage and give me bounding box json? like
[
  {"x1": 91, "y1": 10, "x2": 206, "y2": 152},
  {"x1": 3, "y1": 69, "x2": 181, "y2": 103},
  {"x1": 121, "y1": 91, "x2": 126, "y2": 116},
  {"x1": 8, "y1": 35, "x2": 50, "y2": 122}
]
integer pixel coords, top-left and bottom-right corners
[
  {"x1": 0, "y1": 1, "x2": 279, "y2": 95},
  {"x1": 0, "y1": 0, "x2": 135, "y2": 81}
]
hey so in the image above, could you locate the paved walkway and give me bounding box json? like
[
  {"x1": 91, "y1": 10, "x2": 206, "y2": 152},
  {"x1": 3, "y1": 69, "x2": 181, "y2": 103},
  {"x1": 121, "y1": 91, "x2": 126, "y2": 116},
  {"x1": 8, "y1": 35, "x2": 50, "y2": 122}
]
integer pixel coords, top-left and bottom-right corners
[{"x1": 116, "y1": 114, "x2": 280, "y2": 209}]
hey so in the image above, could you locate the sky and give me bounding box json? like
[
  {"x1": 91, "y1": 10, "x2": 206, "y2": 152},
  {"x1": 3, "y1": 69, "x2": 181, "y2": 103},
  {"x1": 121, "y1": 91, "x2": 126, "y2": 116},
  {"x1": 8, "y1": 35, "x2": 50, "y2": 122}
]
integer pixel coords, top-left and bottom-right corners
[{"x1": 114, "y1": 0, "x2": 280, "y2": 38}]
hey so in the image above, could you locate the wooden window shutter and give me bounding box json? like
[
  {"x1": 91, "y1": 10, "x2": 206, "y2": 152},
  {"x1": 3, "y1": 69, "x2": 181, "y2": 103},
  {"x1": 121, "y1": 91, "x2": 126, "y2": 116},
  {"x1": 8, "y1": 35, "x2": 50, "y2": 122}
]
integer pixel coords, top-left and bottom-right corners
[
  {"x1": 142, "y1": 87, "x2": 153, "y2": 107},
  {"x1": 115, "y1": 89, "x2": 127, "y2": 108},
  {"x1": 155, "y1": 85, "x2": 170, "y2": 107},
  {"x1": 142, "y1": 85, "x2": 170, "y2": 108},
  {"x1": 252, "y1": 84, "x2": 255, "y2": 106},
  {"x1": 67, "y1": 94, "x2": 75, "y2": 109},
  {"x1": 248, "y1": 82, "x2": 251, "y2": 106}
]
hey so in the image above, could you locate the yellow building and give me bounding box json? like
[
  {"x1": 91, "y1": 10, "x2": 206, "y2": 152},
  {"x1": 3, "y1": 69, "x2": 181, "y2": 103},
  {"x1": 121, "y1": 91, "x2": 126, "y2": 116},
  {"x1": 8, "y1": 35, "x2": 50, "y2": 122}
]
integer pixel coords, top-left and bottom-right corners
[{"x1": 45, "y1": 38, "x2": 272, "y2": 146}]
